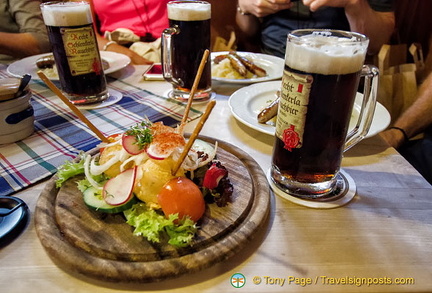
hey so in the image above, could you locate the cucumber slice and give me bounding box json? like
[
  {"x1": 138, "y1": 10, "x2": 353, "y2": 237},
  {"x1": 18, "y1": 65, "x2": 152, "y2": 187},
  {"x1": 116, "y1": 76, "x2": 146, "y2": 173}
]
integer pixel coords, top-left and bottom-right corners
[{"x1": 83, "y1": 186, "x2": 137, "y2": 214}]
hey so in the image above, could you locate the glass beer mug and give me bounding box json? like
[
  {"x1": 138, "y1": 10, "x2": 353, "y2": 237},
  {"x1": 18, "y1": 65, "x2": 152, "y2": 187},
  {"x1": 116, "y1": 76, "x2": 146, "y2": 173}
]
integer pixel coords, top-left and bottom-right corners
[
  {"x1": 161, "y1": 0, "x2": 212, "y2": 102},
  {"x1": 270, "y1": 29, "x2": 379, "y2": 200},
  {"x1": 40, "y1": 1, "x2": 108, "y2": 105}
]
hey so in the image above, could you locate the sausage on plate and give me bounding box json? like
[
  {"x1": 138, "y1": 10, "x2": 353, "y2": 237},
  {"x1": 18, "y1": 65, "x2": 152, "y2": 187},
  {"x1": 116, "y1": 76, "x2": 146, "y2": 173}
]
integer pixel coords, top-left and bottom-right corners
[{"x1": 257, "y1": 92, "x2": 280, "y2": 123}]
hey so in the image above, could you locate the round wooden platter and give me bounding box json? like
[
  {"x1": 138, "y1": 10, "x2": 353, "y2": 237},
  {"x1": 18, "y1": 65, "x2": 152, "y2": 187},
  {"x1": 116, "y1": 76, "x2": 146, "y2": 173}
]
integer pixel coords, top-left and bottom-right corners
[{"x1": 34, "y1": 135, "x2": 270, "y2": 283}]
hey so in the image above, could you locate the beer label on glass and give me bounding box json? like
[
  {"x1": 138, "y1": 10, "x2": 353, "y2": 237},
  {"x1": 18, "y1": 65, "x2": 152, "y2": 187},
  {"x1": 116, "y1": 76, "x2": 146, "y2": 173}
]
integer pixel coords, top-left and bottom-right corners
[
  {"x1": 275, "y1": 70, "x2": 312, "y2": 151},
  {"x1": 60, "y1": 26, "x2": 101, "y2": 76}
]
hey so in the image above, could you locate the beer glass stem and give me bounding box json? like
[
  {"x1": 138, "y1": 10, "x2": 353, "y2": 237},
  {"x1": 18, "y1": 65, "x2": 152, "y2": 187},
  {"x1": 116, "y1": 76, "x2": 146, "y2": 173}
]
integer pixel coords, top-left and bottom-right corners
[
  {"x1": 345, "y1": 65, "x2": 379, "y2": 151},
  {"x1": 161, "y1": 26, "x2": 183, "y2": 87}
]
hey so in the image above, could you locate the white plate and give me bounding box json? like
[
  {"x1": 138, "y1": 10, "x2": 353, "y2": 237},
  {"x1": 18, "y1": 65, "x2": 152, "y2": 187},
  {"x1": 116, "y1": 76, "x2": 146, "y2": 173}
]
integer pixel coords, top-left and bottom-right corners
[
  {"x1": 211, "y1": 51, "x2": 284, "y2": 84},
  {"x1": 76, "y1": 88, "x2": 123, "y2": 110},
  {"x1": 228, "y1": 80, "x2": 391, "y2": 138},
  {"x1": 7, "y1": 51, "x2": 131, "y2": 80}
]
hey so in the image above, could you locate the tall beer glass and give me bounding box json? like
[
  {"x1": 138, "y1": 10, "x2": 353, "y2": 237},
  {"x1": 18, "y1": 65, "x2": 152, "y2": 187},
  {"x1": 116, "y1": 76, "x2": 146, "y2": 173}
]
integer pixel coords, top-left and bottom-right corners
[
  {"x1": 40, "y1": 1, "x2": 108, "y2": 105},
  {"x1": 162, "y1": 0, "x2": 211, "y2": 102},
  {"x1": 270, "y1": 29, "x2": 378, "y2": 199}
]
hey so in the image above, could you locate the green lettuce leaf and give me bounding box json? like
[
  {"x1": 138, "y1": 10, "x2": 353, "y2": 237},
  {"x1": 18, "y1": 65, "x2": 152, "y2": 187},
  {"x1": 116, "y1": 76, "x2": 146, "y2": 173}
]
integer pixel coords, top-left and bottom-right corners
[
  {"x1": 76, "y1": 178, "x2": 93, "y2": 193},
  {"x1": 165, "y1": 214, "x2": 197, "y2": 247},
  {"x1": 123, "y1": 203, "x2": 198, "y2": 247},
  {"x1": 55, "y1": 153, "x2": 86, "y2": 187}
]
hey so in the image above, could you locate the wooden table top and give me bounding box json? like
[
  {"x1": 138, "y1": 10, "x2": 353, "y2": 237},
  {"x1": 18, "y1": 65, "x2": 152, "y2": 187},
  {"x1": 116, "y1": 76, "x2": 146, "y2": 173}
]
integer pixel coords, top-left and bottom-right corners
[{"x1": 1, "y1": 64, "x2": 431, "y2": 293}]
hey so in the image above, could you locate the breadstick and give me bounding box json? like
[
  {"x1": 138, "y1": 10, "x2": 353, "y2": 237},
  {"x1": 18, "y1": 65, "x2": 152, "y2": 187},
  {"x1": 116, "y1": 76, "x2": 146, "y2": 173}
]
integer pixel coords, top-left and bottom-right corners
[{"x1": 173, "y1": 100, "x2": 216, "y2": 175}]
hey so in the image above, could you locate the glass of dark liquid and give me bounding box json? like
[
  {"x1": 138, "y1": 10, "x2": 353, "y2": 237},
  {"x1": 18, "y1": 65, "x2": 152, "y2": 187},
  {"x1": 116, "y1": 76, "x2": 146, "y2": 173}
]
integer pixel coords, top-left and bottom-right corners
[
  {"x1": 270, "y1": 29, "x2": 379, "y2": 200},
  {"x1": 40, "y1": 1, "x2": 108, "y2": 105},
  {"x1": 162, "y1": 1, "x2": 212, "y2": 102}
]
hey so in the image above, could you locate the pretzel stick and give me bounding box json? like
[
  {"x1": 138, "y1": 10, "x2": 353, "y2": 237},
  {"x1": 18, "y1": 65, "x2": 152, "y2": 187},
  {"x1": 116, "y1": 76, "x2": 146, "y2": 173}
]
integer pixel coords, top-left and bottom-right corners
[
  {"x1": 173, "y1": 99, "x2": 216, "y2": 175},
  {"x1": 181, "y1": 49, "x2": 210, "y2": 125},
  {"x1": 37, "y1": 71, "x2": 108, "y2": 143}
]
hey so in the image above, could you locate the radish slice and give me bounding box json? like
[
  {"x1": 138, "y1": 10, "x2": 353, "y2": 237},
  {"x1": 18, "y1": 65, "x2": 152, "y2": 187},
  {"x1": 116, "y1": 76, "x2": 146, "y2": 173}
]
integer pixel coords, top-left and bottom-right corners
[
  {"x1": 102, "y1": 167, "x2": 137, "y2": 206},
  {"x1": 146, "y1": 144, "x2": 166, "y2": 160},
  {"x1": 122, "y1": 134, "x2": 145, "y2": 155},
  {"x1": 203, "y1": 163, "x2": 228, "y2": 189}
]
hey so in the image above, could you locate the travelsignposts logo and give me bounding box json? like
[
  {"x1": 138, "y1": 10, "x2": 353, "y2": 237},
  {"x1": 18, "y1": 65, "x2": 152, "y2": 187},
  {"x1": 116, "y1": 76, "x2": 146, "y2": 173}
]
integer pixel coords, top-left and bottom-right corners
[{"x1": 230, "y1": 273, "x2": 246, "y2": 288}]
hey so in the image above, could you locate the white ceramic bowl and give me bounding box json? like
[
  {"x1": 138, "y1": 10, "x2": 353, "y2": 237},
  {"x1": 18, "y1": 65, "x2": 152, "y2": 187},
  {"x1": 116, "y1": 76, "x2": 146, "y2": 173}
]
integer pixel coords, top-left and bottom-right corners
[{"x1": 0, "y1": 89, "x2": 34, "y2": 144}]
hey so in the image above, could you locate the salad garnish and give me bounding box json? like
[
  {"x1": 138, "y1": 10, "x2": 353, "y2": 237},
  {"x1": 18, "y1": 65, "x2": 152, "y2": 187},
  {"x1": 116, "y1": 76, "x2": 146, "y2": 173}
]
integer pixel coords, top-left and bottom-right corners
[
  {"x1": 124, "y1": 203, "x2": 197, "y2": 247},
  {"x1": 55, "y1": 152, "x2": 86, "y2": 188},
  {"x1": 56, "y1": 119, "x2": 233, "y2": 247},
  {"x1": 124, "y1": 121, "x2": 153, "y2": 150}
]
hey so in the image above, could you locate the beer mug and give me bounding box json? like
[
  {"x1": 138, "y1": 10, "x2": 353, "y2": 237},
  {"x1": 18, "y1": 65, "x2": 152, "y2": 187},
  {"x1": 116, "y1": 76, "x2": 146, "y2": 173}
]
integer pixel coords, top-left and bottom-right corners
[
  {"x1": 162, "y1": 0, "x2": 212, "y2": 102},
  {"x1": 270, "y1": 29, "x2": 378, "y2": 199},
  {"x1": 40, "y1": 1, "x2": 108, "y2": 105}
]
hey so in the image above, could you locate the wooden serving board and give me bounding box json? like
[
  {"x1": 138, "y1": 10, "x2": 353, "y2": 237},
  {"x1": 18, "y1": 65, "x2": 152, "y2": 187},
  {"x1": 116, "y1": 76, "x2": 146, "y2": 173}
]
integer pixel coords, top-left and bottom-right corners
[{"x1": 34, "y1": 136, "x2": 270, "y2": 283}]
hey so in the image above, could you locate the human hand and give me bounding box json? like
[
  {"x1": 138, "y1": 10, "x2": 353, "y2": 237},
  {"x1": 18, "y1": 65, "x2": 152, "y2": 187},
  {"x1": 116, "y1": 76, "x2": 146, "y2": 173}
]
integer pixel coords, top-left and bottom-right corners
[
  {"x1": 128, "y1": 51, "x2": 154, "y2": 65},
  {"x1": 302, "y1": 0, "x2": 356, "y2": 12},
  {"x1": 380, "y1": 128, "x2": 406, "y2": 149},
  {"x1": 105, "y1": 43, "x2": 153, "y2": 65},
  {"x1": 238, "y1": 0, "x2": 295, "y2": 18}
]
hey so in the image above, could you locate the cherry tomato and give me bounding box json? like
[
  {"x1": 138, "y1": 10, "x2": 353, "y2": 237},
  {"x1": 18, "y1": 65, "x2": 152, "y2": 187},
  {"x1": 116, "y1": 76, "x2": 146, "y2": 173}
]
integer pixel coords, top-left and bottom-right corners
[{"x1": 157, "y1": 177, "x2": 205, "y2": 222}]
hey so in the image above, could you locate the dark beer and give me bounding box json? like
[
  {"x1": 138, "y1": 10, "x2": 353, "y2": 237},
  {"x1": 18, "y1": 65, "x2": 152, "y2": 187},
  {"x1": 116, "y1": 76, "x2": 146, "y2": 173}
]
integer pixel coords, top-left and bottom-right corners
[
  {"x1": 41, "y1": 2, "x2": 108, "y2": 105},
  {"x1": 272, "y1": 66, "x2": 361, "y2": 184},
  {"x1": 163, "y1": 1, "x2": 211, "y2": 101},
  {"x1": 169, "y1": 18, "x2": 211, "y2": 94},
  {"x1": 271, "y1": 30, "x2": 370, "y2": 197}
]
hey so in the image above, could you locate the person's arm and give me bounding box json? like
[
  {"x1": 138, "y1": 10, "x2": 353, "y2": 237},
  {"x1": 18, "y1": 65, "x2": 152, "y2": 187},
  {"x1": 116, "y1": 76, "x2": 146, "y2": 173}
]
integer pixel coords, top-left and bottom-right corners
[
  {"x1": 236, "y1": 0, "x2": 293, "y2": 51},
  {"x1": 0, "y1": 32, "x2": 43, "y2": 58},
  {"x1": 381, "y1": 71, "x2": 432, "y2": 148},
  {"x1": 235, "y1": 9, "x2": 261, "y2": 52},
  {"x1": 95, "y1": 34, "x2": 153, "y2": 65},
  {"x1": 237, "y1": 0, "x2": 293, "y2": 17},
  {"x1": 303, "y1": 0, "x2": 395, "y2": 54},
  {"x1": 0, "y1": 0, "x2": 51, "y2": 59}
]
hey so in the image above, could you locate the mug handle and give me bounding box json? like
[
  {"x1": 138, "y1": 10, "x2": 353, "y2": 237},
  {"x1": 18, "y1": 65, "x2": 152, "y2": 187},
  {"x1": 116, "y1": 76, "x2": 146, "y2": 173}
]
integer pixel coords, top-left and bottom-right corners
[
  {"x1": 161, "y1": 26, "x2": 184, "y2": 88},
  {"x1": 344, "y1": 65, "x2": 379, "y2": 151}
]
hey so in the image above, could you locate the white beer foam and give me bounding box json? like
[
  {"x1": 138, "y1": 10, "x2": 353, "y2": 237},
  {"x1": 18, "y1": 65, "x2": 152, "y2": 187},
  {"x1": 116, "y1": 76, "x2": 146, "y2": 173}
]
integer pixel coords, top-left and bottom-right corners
[
  {"x1": 285, "y1": 35, "x2": 367, "y2": 75},
  {"x1": 41, "y1": 2, "x2": 92, "y2": 27},
  {"x1": 168, "y1": 2, "x2": 211, "y2": 21}
]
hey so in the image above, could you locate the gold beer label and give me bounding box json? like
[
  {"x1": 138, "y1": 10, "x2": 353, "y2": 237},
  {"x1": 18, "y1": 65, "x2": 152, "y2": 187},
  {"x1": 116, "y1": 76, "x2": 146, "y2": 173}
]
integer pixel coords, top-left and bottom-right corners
[
  {"x1": 275, "y1": 70, "x2": 313, "y2": 151},
  {"x1": 60, "y1": 26, "x2": 102, "y2": 76}
]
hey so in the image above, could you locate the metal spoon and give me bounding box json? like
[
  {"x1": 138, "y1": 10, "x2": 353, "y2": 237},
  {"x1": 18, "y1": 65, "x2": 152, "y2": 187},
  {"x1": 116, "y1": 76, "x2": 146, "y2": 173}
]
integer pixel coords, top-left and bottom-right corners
[{"x1": 15, "y1": 74, "x2": 31, "y2": 98}]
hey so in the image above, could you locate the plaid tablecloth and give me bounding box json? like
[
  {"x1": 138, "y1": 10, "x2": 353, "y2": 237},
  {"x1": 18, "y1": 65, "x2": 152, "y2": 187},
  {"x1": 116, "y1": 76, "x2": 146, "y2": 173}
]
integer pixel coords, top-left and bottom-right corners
[{"x1": 0, "y1": 70, "x2": 202, "y2": 196}]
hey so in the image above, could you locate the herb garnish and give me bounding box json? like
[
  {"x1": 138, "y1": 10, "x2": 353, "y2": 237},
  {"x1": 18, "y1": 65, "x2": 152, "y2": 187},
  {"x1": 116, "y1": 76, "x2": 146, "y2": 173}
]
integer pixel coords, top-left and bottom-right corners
[{"x1": 125, "y1": 121, "x2": 153, "y2": 150}]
